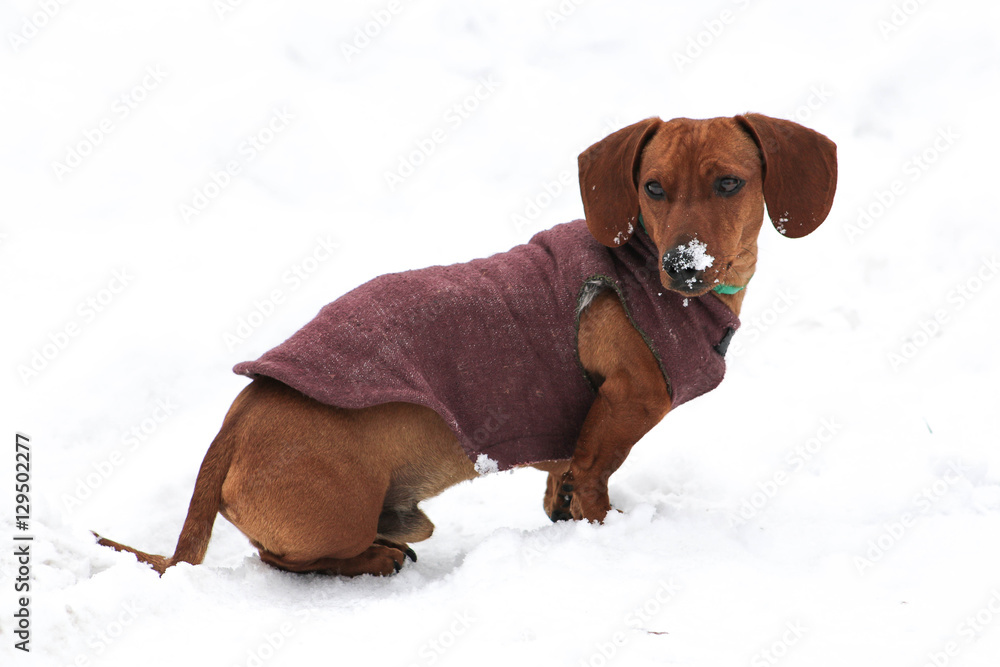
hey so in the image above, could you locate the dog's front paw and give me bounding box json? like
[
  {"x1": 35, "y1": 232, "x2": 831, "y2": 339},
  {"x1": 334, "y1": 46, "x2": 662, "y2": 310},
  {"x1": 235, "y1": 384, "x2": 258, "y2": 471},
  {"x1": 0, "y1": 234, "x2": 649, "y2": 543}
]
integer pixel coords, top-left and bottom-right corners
[
  {"x1": 546, "y1": 470, "x2": 576, "y2": 522},
  {"x1": 545, "y1": 469, "x2": 611, "y2": 523},
  {"x1": 568, "y1": 473, "x2": 612, "y2": 523},
  {"x1": 566, "y1": 467, "x2": 611, "y2": 523}
]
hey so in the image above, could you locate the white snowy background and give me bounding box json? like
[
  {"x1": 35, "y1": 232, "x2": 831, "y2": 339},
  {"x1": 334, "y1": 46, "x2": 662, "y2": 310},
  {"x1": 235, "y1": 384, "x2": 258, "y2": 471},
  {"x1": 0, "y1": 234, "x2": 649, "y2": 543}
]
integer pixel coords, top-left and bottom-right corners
[{"x1": 2, "y1": 1, "x2": 999, "y2": 665}]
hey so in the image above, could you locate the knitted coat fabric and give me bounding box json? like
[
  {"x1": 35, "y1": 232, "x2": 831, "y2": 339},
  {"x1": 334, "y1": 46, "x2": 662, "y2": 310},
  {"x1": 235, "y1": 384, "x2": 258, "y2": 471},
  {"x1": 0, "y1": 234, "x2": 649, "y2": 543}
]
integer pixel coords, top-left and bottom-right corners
[{"x1": 234, "y1": 220, "x2": 739, "y2": 471}]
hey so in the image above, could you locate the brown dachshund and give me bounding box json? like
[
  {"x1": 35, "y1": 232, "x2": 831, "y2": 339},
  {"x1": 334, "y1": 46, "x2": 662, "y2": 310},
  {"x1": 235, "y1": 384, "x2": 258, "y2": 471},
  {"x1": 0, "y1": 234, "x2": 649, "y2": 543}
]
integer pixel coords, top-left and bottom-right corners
[{"x1": 96, "y1": 114, "x2": 837, "y2": 577}]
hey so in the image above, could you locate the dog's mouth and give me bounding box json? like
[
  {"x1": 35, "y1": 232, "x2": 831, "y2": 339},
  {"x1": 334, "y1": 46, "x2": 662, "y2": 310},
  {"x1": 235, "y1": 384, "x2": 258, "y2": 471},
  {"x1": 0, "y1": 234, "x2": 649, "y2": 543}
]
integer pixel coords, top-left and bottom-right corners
[{"x1": 663, "y1": 275, "x2": 711, "y2": 296}]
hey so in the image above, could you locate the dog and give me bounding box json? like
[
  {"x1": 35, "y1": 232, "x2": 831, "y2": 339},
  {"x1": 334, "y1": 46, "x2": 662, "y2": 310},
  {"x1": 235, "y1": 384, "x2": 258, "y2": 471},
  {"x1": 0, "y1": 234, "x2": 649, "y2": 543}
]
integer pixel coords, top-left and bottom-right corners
[{"x1": 96, "y1": 114, "x2": 837, "y2": 577}]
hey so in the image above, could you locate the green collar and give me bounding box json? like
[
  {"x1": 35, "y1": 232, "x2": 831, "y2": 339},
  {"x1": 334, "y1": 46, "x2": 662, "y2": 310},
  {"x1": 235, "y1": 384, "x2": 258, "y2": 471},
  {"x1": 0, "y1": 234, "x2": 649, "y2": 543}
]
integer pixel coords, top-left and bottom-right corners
[
  {"x1": 712, "y1": 282, "x2": 746, "y2": 295},
  {"x1": 637, "y1": 213, "x2": 748, "y2": 295}
]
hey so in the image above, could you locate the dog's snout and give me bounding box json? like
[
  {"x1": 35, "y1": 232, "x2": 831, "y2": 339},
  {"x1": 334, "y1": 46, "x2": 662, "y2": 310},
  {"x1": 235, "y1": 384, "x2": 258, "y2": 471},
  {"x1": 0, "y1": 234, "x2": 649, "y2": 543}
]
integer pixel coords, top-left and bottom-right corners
[
  {"x1": 662, "y1": 253, "x2": 701, "y2": 283},
  {"x1": 661, "y1": 240, "x2": 714, "y2": 291}
]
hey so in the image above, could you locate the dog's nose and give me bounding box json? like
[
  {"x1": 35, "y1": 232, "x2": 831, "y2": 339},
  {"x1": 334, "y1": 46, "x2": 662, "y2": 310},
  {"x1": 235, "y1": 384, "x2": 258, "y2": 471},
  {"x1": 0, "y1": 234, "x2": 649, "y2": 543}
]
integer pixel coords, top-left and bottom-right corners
[
  {"x1": 661, "y1": 240, "x2": 714, "y2": 290},
  {"x1": 662, "y1": 255, "x2": 701, "y2": 284}
]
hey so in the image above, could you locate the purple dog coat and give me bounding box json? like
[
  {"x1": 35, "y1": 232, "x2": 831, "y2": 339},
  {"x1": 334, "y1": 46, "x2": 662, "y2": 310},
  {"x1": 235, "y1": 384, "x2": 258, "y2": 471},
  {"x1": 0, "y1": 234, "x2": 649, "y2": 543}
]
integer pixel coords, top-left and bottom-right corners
[{"x1": 234, "y1": 220, "x2": 739, "y2": 471}]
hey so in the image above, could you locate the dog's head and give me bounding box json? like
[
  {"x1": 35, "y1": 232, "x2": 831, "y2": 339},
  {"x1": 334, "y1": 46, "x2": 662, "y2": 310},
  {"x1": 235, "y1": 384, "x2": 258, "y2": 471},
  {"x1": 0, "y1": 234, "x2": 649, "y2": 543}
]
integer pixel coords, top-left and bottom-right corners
[{"x1": 578, "y1": 114, "x2": 838, "y2": 296}]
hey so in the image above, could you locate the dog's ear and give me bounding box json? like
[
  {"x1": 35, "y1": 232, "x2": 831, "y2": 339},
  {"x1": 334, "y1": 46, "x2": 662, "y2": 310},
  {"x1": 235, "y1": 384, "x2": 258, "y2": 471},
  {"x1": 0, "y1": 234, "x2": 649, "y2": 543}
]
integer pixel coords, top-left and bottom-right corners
[
  {"x1": 579, "y1": 117, "x2": 663, "y2": 247},
  {"x1": 736, "y1": 113, "x2": 838, "y2": 238}
]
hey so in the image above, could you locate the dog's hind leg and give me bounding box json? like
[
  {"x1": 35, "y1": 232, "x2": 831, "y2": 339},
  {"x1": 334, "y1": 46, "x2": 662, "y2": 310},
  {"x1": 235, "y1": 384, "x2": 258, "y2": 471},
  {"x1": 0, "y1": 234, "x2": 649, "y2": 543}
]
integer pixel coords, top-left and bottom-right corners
[
  {"x1": 369, "y1": 422, "x2": 478, "y2": 562},
  {"x1": 251, "y1": 508, "x2": 423, "y2": 577},
  {"x1": 377, "y1": 503, "x2": 435, "y2": 542},
  {"x1": 220, "y1": 384, "x2": 474, "y2": 577},
  {"x1": 257, "y1": 542, "x2": 409, "y2": 576},
  {"x1": 372, "y1": 503, "x2": 435, "y2": 563}
]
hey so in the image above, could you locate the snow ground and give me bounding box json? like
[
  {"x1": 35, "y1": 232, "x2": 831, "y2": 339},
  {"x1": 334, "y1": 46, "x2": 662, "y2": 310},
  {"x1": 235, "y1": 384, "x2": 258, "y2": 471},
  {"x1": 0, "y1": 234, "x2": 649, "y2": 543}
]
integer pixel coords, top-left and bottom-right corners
[{"x1": 2, "y1": 1, "x2": 1000, "y2": 665}]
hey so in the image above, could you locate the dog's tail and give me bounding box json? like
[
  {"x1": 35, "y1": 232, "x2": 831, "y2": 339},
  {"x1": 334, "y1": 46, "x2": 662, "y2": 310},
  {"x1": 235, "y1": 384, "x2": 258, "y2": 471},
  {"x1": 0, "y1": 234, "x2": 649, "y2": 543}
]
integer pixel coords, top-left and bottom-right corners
[{"x1": 94, "y1": 424, "x2": 238, "y2": 575}]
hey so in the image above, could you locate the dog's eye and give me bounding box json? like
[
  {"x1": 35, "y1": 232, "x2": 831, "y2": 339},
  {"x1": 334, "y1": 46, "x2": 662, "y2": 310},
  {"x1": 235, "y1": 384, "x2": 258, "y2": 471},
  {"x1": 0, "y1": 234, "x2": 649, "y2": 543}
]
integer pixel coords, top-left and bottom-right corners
[
  {"x1": 715, "y1": 176, "x2": 744, "y2": 196},
  {"x1": 644, "y1": 181, "x2": 665, "y2": 200}
]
